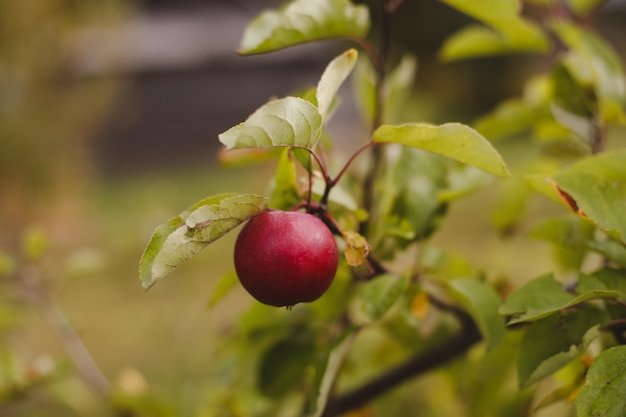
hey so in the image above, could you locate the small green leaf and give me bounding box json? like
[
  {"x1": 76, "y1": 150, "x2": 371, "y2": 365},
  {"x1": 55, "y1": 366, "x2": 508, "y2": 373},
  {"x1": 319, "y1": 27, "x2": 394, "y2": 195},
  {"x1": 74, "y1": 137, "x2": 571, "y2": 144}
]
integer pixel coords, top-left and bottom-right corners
[
  {"x1": 218, "y1": 97, "x2": 323, "y2": 150},
  {"x1": 317, "y1": 48, "x2": 358, "y2": 119},
  {"x1": 307, "y1": 328, "x2": 359, "y2": 417},
  {"x1": 268, "y1": 148, "x2": 301, "y2": 210},
  {"x1": 372, "y1": 122, "x2": 510, "y2": 177},
  {"x1": 371, "y1": 148, "x2": 448, "y2": 257},
  {"x1": 568, "y1": 0, "x2": 604, "y2": 16},
  {"x1": 518, "y1": 312, "x2": 603, "y2": 388},
  {"x1": 448, "y1": 278, "x2": 505, "y2": 350},
  {"x1": 530, "y1": 217, "x2": 595, "y2": 271},
  {"x1": 577, "y1": 346, "x2": 626, "y2": 417},
  {"x1": 589, "y1": 268, "x2": 626, "y2": 302},
  {"x1": 207, "y1": 270, "x2": 240, "y2": 309},
  {"x1": 0, "y1": 252, "x2": 16, "y2": 277},
  {"x1": 439, "y1": 0, "x2": 548, "y2": 60},
  {"x1": 139, "y1": 193, "x2": 267, "y2": 289},
  {"x1": 238, "y1": 0, "x2": 370, "y2": 55},
  {"x1": 358, "y1": 274, "x2": 408, "y2": 323},
  {"x1": 552, "y1": 21, "x2": 626, "y2": 123},
  {"x1": 440, "y1": 22, "x2": 547, "y2": 61},
  {"x1": 499, "y1": 273, "x2": 619, "y2": 324},
  {"x1": 439, "y1": 0, "x2": 521, "y2": 23}
]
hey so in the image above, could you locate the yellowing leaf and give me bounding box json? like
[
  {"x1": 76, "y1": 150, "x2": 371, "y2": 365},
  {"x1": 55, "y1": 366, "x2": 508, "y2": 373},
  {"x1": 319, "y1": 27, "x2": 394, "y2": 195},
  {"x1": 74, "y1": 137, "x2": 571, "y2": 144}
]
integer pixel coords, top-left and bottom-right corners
[
  {"x1": 411, "y1": 292, "x2": 430, "y2": 319},
  {"x1": 343, "y1": 230, "x2": 371, "y2": 267}
]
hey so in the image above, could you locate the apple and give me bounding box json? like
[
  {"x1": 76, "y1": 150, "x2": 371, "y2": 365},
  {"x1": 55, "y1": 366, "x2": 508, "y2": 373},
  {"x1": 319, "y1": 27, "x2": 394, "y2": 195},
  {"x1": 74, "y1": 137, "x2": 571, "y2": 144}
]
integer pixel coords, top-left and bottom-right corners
[{"x1": 234, "y1": 210, "x2": 338, "y2": 307}]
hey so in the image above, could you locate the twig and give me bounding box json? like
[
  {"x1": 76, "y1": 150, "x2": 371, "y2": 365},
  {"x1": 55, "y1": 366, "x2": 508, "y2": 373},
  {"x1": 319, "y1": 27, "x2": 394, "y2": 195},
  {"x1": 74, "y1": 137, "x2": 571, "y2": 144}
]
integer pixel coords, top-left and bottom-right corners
[{"x1": 18, "y1": 265, "x2": 111, "y2": 398}]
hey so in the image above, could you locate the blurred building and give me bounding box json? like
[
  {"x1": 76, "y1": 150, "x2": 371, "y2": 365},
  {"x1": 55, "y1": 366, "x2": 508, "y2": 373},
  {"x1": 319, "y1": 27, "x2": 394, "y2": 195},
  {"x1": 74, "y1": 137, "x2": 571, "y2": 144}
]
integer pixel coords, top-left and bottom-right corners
[{"x1": 83, "y1": 0, "x2": 626, "y2": 174}]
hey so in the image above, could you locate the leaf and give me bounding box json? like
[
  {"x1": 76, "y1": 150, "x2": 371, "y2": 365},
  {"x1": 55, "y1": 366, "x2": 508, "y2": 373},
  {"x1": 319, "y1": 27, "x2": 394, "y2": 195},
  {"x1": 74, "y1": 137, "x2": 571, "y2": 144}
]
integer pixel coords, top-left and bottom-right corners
[
  {"x1": 218, "y1": 97, "x2": 323, "y2": 150},
  {"x1": 358, "y1": 274, "x2": 408, "y2": 323},
  {"x1": 577, "y1": 345, "x2": 626, "y2": 417},
  {"x1": 474, "y1": 75, "x2": 552, "y2": 141},
  {"x1": 448, "y1": 278, "x2": 505, "y2": 350},
  {"x1": 307, "y1": 328, "x2": 359, "y2": 417},
  {"x1": 439, "y1": 0, "x2": 548, "y2": 60},
  {"x1": 317, "y1": 48, "x2": 358, "y2": 119},
  {"x1": 268, "y1": 148, "x2": 301, "y2": 210},
  {"x1": 139, "y1": 193, "x2": 267, "y2": 289},
  {"x1": 530, "y1": 217, "x2": 595, "y2": 271},
  {"x1": 372, "y1": 122, "x2": 510, "y2": 177},
  {"x1": 552, "y1": 21, "x2": 626, "y2": 123},
  {"x1": 207, "y1": 270, "x2": 240, "y2": 309},
  {"x1": 238, "y1": 0, "x2": 370, "y2": 55},
  {"x1": 518, "y1": 312, "x2": 602, "y2": 388},
  {"x1": 552, "y1": 150, "x2": 626, "y2": 243},
  {"x1": 568, "y1": 0, "x2": 604, "y2": 16},
  {"x1": 371, "y1": 148, "x2": 448, "y2": 258},
  {"x1": 440, "y1": 22, "x2": 547, "y2": 61},
  {"x1": 589, "y1": 268, "x2": 626, "y2": 302},
  {"x1": 258, "y1": 332, "x2": 316, "y2": 398},
  {"x1": 342, "y1": 230, "x2": 371, "y2": 267},
  {"x1": 352, "y1": 53, "x2": 418, "y2": 125},
  {"x1": 440, "y1": 0, "x2": 518, "y2": 21},
  {"x1": 499, "y1": 273, "x2": 619, "y2": 324}
]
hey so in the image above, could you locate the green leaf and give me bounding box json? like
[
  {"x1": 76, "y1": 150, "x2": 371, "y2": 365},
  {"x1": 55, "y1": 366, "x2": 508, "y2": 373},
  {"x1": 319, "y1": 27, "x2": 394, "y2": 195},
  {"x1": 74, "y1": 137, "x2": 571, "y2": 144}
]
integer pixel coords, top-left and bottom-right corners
[
  {"x1": 218, "y1": 97, "x2": 323, "y2": 150},
  {"x1": 207, "y1": 270, "x2": 240, "y2": 309},
  {"x1": 317, "y1": 48, "x2": 358, "y2": 119},
  {"x1": 440, "y1": 22, "x2": 547, "y2": 61},
  {"x1": 448, "y1": 278, "x2": 505, "y2": 350},
  {"x1": 552, "y1": 150, "x2": 626, "y2": 243},
  {"x1": 358, "y1": 274, "x2": 408, "y2": 323},
  {"x1": 268, "y1": 148, "x2": 301, "y2": 210},
  {"x1": 518, "y1": 311, "x2": 603, "y2": 388},
  {"x1": 440, "y1": 0, "x2": 518, "y2": 21},
  {"x1": 352, "y1": 54, "x2": 418, "y2": 125},
  {"x1": 530, "y1": 217, "x2": 595, "y2": 271},
  {"x1": 238, "y1": 0, "x2": 370, "y2": 55},
  {"x1": 372, "y1": 122, "x2": 510, "y2": 177},
  {"x1": 499, "y1": 273, "x2": 619, "y2": 324},
  {"x1": 307, "y1": 328, "x2": 359, "y2": 417},
  {"x1": 474, "y1": 75, "x2": 552, "y2": 140},
  {"x1": 139, "y1": 193, "x2": 267, "y2": 289},
  {"x1": 577, "y1": 346, "x2": 626, "y2": 417},
  {"x1": 371, "y1": 148, "x2": 448, "y2": 257},
  {"x1": 439, "y1": 0, "x2": 548, "y2": 60},
  {"x1": 552, "y1": 21, "x2": 626, "y2": 123},
  {"x1": 568, "y1": 0, "x2": 604, "y2": 16},
  {"x1": 587, "y1": 237, "x2": 626, "y2": 268},
  {"x1": 589, "y1": 268, "x2": 626, "y2": 302},
  {"x1": 258, "y1": 332, "x2": 316, "y2": 398}
]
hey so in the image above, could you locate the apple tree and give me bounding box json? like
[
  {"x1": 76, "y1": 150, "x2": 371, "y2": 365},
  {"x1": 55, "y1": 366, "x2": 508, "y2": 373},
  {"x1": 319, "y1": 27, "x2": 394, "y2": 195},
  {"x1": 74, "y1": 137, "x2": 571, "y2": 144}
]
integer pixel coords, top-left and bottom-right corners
[{"x1": 139, "y1": 0, "x2": 626, "y2": 416}]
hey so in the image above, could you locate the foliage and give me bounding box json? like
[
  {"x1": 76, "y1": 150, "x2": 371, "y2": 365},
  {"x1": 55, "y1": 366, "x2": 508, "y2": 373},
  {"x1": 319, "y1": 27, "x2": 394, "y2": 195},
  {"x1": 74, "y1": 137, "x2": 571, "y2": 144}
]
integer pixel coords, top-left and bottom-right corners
[
  {"x1": 2, "y1": 0, "x2": 625, "y2": 416},
  {"x1": 136, "y1": 0, "x2": 626, "y2": 416}
]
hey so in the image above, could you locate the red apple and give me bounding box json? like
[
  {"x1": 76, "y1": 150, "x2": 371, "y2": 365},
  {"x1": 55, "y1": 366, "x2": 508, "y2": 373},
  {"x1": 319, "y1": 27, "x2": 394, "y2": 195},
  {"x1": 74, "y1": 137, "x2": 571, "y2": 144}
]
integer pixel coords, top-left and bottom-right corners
[{"x1": 234, "y1": 210, "x2": 338, "y2": 307}]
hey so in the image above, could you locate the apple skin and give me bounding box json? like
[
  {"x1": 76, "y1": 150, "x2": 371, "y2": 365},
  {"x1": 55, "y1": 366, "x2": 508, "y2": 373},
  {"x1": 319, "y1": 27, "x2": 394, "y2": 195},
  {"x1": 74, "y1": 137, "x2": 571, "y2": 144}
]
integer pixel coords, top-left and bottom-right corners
[{"x1": 234, "y1": 210, "x2": 339, "y2": 307}]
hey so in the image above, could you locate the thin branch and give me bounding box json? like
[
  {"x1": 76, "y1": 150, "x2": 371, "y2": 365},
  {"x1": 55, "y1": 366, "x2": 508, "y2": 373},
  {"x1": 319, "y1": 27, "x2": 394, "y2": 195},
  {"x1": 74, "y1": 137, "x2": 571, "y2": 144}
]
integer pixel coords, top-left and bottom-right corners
[{"x1": 18, "y1": 265, "x2": 111, "y2": 398}]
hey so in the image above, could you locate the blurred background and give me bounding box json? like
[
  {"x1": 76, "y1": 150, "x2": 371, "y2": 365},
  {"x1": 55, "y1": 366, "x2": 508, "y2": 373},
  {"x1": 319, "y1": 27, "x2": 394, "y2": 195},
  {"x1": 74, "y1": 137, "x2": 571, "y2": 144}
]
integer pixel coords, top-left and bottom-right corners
[{"x1": 1, "y1": 0, "x2": 625, "y2": 416}]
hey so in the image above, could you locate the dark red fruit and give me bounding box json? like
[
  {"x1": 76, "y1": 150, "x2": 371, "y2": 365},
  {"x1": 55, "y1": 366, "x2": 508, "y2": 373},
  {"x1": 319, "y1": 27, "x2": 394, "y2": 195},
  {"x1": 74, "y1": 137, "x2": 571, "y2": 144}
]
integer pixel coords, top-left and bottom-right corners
[{"x1": 234, "y1": 210, "x2": 338, "y2": 307}]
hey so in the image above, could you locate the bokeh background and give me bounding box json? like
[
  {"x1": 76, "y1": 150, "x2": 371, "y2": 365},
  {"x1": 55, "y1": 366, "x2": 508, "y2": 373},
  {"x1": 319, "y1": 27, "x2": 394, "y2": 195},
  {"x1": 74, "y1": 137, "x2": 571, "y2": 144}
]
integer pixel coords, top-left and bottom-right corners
[{"x1": 1, "y1": 0, "x2": 625, "y2": 415}]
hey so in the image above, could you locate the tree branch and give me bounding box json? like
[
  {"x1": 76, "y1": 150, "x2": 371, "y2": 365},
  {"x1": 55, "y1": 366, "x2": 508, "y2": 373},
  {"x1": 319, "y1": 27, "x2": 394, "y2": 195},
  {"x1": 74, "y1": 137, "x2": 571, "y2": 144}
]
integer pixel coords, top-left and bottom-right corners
[{"x1": 321, "y1": 308, "x2": 481, "y2": 417}]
